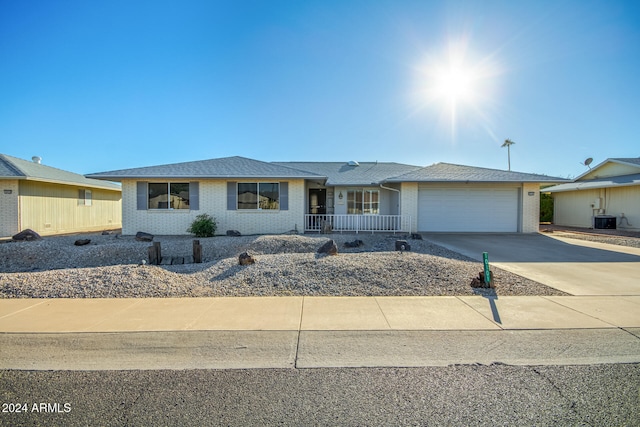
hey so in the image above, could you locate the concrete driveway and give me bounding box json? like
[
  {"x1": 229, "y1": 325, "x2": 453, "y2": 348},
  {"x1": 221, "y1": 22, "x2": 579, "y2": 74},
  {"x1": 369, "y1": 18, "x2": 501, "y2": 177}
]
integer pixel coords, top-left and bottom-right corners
[{"x1": 424, "y1": 233, "x2": 640, "y2": 296}]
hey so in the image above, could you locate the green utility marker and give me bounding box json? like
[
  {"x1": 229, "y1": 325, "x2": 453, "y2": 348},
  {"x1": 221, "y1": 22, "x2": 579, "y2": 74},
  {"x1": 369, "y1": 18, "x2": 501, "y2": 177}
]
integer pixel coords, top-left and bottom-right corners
[{"x1": 482, "y1": 252, "x2": 491, "y2": 285}]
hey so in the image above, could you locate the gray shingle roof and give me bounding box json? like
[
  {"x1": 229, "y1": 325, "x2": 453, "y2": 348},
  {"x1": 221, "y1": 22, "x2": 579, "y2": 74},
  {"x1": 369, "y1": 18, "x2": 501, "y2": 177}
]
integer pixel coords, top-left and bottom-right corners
[
  {"x1": 386, "y1": 162, "x2": 569, "y2": 183},
  {"x1": 611, "y1": 158, "x2": 640, "y2": 166},
  {"x1": 0, "y1": 154, "x2": 121, "y2": 191},
  {"x1": 273, "y1": 161, "x2": 422, "y2": 186},
  {"x1": 87, "y1": 156, "x2": 325, "y2": 180},
  {"x1": 546, "y1": 173, "x2": 640, "y2": 193}
]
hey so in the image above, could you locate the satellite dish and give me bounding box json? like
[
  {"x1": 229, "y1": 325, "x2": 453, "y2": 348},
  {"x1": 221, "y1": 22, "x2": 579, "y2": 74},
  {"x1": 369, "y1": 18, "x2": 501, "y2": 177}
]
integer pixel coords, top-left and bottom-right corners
[{"x1": 582, "y1": 157, "x2": 593, "y2": 169}]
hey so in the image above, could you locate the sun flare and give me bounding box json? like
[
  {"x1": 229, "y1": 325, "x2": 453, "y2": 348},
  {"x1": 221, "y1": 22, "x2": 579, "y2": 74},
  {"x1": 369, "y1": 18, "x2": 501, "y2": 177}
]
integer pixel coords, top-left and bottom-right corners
[
  {"x1": 432, "y1": 64, "x2": 476, "y2": 105},
  {"x1": 412, "y1": 38, "x2": 501, "y2": 139}
]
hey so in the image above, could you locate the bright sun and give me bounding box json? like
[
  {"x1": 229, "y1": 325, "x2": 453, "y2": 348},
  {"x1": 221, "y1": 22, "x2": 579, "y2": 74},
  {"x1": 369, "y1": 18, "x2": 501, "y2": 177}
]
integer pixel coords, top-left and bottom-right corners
[
  {"x1": 432, "y1": 65, "x2": 476, "y2": 105},
  {"x1": 414, "y1": 39, "x2": 500, "y2": 139}
]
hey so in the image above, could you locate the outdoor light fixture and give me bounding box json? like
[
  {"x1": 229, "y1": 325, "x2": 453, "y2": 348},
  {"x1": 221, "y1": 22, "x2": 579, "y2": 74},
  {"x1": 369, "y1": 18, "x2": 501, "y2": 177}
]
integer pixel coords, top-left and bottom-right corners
[{"x1": 338, "y1": 192, "x2": 343, "y2": 200}]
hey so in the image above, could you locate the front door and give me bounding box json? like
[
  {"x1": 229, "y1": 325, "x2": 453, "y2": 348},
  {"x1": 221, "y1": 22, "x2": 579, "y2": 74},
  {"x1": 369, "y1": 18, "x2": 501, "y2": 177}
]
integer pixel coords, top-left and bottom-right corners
[{"x1": 309, "y1": 189, "x2": 326, "y2": 214}]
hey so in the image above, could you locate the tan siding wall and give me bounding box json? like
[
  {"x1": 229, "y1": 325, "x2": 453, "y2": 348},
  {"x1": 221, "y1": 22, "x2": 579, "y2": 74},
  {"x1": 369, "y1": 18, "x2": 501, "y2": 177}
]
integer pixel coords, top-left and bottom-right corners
[
  {"x1": 603, "y1": 186, "x2": 640, "y2": 230},
  {"x1": 19, "y1": 181, "x2": 122, "y2": 236},
  {"x1": 0, "y1": 180, "x2": 20, "y2": 237},
  {"x1": 122, "y1": 179, "x2": 306, "y2": 236},
  {"x1": 553, "y1": 189, "x2": 600, "y2": 228}
]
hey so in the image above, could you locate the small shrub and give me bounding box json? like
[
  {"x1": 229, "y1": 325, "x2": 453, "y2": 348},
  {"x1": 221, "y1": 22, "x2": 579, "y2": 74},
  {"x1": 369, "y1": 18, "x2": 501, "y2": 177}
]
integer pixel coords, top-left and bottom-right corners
[{"x1": 187, "y1": 214, "x2": 217, "y2": 237}]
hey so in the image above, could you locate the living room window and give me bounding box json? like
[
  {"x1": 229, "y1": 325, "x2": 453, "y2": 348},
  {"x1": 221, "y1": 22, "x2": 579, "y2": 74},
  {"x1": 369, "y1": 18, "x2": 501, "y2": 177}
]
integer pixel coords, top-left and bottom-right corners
[
  {"x1": 148, "y1": 182, "x2": 190, "y2": 209},
  {"x1": 237, "y1": 182, "x2": 280, "y2": 210}
]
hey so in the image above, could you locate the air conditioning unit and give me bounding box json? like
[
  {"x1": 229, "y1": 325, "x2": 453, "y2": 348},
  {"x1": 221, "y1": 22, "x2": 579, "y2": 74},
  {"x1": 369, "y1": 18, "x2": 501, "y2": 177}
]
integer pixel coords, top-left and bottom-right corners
[{"x1": 594, "y1": 215, "x2": 616, "y2": 229}]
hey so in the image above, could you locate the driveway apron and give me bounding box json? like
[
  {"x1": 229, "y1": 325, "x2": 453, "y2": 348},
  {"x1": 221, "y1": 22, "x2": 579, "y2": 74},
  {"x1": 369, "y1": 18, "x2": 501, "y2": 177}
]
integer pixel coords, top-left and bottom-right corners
[{"x1": 424, "y1": 233, "x2": 640, "y2": 296}]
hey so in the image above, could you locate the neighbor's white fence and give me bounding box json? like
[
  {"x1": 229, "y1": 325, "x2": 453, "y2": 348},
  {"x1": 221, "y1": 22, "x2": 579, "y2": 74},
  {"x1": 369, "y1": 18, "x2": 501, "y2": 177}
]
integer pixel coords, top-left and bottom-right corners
[{"x1": 304, "y1": 214, "x2": 411, "y2": 234}]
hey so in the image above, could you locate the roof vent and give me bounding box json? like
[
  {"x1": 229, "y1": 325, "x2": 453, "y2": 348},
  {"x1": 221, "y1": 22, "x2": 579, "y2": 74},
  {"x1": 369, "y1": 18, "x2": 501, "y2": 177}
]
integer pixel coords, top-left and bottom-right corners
[
  {"x1": 347, "y1": 160, "x2": 359, "y2": 166},
  {"x1": 32, "y1": 156, "x2": 42, "y2": 164}
]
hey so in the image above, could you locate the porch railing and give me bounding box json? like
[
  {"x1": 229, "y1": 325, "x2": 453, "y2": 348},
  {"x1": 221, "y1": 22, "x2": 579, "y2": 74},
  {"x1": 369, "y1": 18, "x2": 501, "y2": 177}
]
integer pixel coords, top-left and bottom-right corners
[{"x1": 304, "y1": 214, "x2": 411, "y2": 234}]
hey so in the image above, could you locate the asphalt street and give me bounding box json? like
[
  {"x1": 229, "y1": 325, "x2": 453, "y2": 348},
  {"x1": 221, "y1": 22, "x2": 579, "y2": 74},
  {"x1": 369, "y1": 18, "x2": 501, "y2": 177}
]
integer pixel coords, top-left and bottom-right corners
[{"x1": 1, "y1": 364, "x2": 639, "y2": 426}]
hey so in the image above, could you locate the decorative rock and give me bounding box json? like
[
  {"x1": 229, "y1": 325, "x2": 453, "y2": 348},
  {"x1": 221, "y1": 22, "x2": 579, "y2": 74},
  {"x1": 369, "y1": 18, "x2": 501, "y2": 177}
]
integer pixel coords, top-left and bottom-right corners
[
  {"x1": 318, "y1": 239, "x2": 338, "y2": 255},
  {"x1": 74, "y1": 239, "x2": 91, "y2": 246},
  {"x1": 471, "y1": 271, "x2": 495, "y2": 288},
  {"x1": 239, "y1": 251, "x2": 255, "y2": 265},
  {"x1": 410, "y1": 233, "x2": 423, "y2": 240},
  {"x1": 344, "y1": 239, "x2": 364, "y2": 248},
  {"x1": 135, "y1": 231, "x2": 154, "y2": 242},
  {"x1": 102, "y1": 230, "x2": 113, "y2": 235},
  {"x1": 395, "y1": 240, "x2": 411, "y2": 251},
  {"x1": 470, "y1": 277, "x2": 484, "y2": 288},
  {"x1": 227, "y1": 230, "x2": 242, "y2": 237},
  {"x1": 12, "y1": 229, "x2": 41, "y2": 241}
]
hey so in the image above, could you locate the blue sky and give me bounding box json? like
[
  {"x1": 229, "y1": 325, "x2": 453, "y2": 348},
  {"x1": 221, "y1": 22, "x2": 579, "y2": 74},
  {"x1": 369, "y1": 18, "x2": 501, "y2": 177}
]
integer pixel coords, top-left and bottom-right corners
[{"x1": 1, "y1": 0, "x2": 638, "y2": 178}]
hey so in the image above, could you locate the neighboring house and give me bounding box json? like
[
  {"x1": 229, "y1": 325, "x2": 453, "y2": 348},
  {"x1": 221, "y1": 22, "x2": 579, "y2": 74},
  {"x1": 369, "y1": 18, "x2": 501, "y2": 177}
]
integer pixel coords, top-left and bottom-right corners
[
  {"x1": 0, "y1": 154, "x2": 122, "y2": 238},
  {"x1": 545, "y1": 157, "x2": 640, "y2": 230},
  {"x1": 86, "y1": 156, "x2": 567, "y2": 236}
]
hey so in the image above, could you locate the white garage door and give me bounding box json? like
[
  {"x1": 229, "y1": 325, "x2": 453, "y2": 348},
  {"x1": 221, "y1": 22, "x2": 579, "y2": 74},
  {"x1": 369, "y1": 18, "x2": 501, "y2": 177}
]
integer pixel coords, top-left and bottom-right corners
[{"x1": 418, "y1": 187, "x2": 520, "y2": 232}]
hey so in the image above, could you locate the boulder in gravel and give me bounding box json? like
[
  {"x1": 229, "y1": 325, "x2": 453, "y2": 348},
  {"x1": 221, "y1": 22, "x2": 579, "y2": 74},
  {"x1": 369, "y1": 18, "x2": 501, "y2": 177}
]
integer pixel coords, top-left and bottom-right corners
[
  {"x1": 239, "y1": 251, "x2": 255, "y2": 265},
  {"x1": 395, "y1": 240, "x2": 411, "y2": 251},
  {"x1": 344, "y1": 239, "x2": 364, "y2": 248},
  {"x1": 74, "y1": 239, "x2": 91, "y2": 246},
  {"x1": 12, "y1": 229, "x2": 41, "y2": 241},
  {"x1": 471, "y1": 271, "x2": 495, "y2": 288},
  {"x1": 135, "y1": 231, "x2": 154, "y2": 242},
  {"x1": 227, "y1": 230, "x2": 242, "y2": 237},
  {"x1": 318, "y1": 239, "x2": 338, "y2": 255}
]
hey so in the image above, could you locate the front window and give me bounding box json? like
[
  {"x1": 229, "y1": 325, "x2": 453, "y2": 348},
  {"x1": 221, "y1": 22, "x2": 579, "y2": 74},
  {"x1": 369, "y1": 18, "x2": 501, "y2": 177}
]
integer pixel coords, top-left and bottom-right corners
[
  {"x1": 238, "y1": 183, "x2": 280, "y2": 210},
  {"x1": 148, "y1": 182, "x2": 190, "y2": 209},
  {"x1": 347, "y1": 189, "x2": 379, "y2": 214}
]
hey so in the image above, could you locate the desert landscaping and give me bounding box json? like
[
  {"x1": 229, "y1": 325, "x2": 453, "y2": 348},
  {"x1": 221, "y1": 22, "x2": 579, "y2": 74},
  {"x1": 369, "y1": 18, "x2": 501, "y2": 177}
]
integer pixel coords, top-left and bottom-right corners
[{"x1": 0, "y1": 231, "x2": 571, "y2": 298}]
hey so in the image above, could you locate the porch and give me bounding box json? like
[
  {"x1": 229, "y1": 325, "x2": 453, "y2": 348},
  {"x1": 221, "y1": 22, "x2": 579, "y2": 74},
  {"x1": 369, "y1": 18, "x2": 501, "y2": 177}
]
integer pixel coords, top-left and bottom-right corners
[{"x1": 304, "y1": 214, "x2": 411, "y2": 234}]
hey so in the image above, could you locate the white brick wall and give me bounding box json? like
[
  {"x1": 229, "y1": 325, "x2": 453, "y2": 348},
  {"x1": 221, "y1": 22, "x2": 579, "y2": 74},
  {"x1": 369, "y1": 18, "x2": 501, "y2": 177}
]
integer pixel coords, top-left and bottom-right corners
[
  {"x1": 122, "y1": 179, "x2": 306, "y2": 236},
  {"x1": 0, "y1": 180, "x2": 19, "y2": 237},
  {"x1": 521, "y1": 183, "x2": 540, "y2": 233}
]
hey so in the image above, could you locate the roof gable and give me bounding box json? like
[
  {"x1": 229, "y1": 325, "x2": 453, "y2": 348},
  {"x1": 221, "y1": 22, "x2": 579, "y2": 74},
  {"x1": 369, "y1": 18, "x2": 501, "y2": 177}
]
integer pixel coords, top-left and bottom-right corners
[
  {"x1": 0, "y1": 154, "x2": 121, "y2": 191},
  {"x1": 87, "y1": 156, "x2": 325, "y2": 180},
  {"x1": 273, "y1": 161, "x2": 421, "y2": 186},
  {"x1": 577, "y1": 158, "x2": 640, "y2": 181},
  {"x1": 546, "y1": 172, "x2": 640, "y2": 193},
  {"x1": 0, "y1": 154, "x2": 26, "y2": 178},
  {"x1": 386, "y1": 162, "x2": 568, "y2": 183}
]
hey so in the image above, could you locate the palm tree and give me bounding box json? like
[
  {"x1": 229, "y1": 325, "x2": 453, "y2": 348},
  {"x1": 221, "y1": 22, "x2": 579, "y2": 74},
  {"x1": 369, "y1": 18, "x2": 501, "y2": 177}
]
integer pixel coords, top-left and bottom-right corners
[{"x1": 501, "y1": 139, "x2": 515, "y2": 171}]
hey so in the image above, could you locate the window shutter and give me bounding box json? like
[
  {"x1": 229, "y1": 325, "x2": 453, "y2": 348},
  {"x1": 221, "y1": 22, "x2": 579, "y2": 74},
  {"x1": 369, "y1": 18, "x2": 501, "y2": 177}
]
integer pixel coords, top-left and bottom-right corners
[
  {"x1": 78, "y1": 189, "x2": 85, "y2": 206},
  {"x1": 137, "y1": 182, "x2": 148, "y2": 210},
  {"x1": 280, "y1": 182, "x2": 288, "y2": 211},
  {"x1": 227, "y1": 182, "x2": 237, "y2": 210},
  {"x1": 189, "y1": 182, "x2": 199, "y2": 210}
]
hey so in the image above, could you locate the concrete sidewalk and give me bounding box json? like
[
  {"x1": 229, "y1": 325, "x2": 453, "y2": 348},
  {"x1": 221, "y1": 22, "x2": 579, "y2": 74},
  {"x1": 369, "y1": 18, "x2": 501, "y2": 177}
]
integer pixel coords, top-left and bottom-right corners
[
  {"x1": 1, "y1": 296, "x2": 639, "y2": 370},
  {"x1": 2, "y1": 295, "x2": 640, "y2": 333}
]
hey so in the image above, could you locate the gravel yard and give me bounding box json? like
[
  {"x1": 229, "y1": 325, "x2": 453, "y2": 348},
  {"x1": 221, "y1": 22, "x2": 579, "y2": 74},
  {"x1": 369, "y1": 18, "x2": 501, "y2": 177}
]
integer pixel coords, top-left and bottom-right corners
[
  {"x1": 539, "y1": 225, "x2": 640, "y2": 249},
  {"x1": 0, "y1": 232, "x2": 571, "y2": 298}
]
